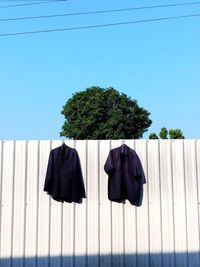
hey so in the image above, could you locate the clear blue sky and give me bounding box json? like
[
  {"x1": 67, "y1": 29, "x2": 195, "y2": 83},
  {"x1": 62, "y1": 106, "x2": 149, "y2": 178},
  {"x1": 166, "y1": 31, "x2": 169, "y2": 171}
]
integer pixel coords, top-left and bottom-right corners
[{"x1": 0, "y1": 0, "x2": 199, "y2": 139}]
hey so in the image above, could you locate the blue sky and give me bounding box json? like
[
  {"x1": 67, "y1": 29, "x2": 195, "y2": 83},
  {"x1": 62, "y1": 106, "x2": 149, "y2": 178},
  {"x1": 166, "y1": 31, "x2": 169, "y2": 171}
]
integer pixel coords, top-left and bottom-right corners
[{"x1": 0, "y1": 0, "x2": 199, "y2": 139}]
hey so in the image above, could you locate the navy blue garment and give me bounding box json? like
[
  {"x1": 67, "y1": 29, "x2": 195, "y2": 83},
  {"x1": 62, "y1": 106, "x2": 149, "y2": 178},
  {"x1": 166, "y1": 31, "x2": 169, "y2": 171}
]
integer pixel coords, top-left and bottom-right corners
[
  {"x1": 43, "y1": 143, "x2": 86, "y2": 203},
  {"x1": 104, "y1": 143, "x2": 146, "y2": 206}
]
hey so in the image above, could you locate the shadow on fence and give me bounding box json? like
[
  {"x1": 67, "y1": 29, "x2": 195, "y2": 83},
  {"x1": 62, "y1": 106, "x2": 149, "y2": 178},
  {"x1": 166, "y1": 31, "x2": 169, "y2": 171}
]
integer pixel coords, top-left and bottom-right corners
[{"x1": 0, "y1": 252, "x2": 200, "y2": 267}]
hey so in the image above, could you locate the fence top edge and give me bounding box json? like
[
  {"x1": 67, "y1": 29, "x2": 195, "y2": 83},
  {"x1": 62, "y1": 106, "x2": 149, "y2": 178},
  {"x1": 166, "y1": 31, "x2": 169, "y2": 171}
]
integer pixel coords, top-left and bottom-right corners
[{"x1": 0, "y1": 139, "x2": 199, "y2": 142}]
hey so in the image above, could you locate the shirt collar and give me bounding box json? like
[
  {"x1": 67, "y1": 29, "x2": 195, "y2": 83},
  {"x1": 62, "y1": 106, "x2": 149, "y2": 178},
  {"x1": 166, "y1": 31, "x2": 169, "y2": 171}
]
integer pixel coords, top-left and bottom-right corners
[
  {"x1": 120, "y1": 143, "x2": 129, "y2": 156},
  {"x1": 60, "y1": 143, "x2": 70, "y2": 160}
]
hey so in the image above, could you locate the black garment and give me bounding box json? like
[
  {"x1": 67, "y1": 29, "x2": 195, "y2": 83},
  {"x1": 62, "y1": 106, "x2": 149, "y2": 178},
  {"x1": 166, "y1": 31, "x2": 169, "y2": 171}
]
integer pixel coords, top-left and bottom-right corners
[
  {"x1": 43, "y1": 143, "x2": 86, "y2": 203},
  {"x1": 104, "y1": 143, "x2": 146, "y2": 206}
]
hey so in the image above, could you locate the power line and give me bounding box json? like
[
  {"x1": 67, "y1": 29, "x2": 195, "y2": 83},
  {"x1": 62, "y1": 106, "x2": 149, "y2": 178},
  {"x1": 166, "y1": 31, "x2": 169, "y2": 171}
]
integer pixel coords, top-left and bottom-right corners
[
  {"x1": 0, "y1": 0, "x2": 68, "y2": 9},
  {"x1": 0, "y1": 13, "x2": 199, "y2": 37},
  {"x1": 0, "y1": 1, "x2": 200, "y2": 21}
]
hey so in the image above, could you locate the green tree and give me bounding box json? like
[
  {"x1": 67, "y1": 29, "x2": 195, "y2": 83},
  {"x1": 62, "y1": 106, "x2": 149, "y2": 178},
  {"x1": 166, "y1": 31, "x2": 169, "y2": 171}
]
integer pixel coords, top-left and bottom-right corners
[
  {"x1": 159, "y1": 127, "x2": 168, "y2": 139},
  {"x1": 149, "y1": 133, "x2": 159, "y2": 139},
  {"x1": 169, "y1": 129, "x2": 184, "y2": 139},
  {"x1": 60, "y1": 86, "x2": 152, "y2": 139}
]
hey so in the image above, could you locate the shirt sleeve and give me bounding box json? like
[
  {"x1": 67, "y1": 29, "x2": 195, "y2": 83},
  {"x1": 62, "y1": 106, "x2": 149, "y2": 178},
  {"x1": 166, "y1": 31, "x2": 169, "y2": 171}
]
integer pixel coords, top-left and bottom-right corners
[
  {"x1": 43, "y1": 150, "x2": 54, "y2": 193},
  {"x1": 134, "y1": 154, "x2": 146, "y2": 184},
  {"x1": 73, "y1": 150, "x2": 86, "y2": 198},
  {"x1": 104, "y1": 150, "x2": 115, "y2": 174}
]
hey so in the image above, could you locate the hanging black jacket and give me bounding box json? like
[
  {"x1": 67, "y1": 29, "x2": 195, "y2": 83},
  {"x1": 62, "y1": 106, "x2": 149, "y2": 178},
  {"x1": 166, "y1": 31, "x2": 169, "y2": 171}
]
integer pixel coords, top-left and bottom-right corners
[
  {"x1": 104, "y1": 143, "x2": 146, "y2": 206},
  {"x1": 43, "y1": 143, "x2": 86, "y2": 203}
]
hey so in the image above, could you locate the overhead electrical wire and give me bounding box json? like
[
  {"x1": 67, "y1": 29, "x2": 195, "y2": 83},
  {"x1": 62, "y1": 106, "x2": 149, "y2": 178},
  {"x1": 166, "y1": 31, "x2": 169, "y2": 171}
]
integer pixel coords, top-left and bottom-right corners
[
  {"x1": 0, "y1": 13, "x2": 199, "y2": 37},
  {"x1": 0, "y1": 1, "x2": 200, "y2": 21},
  {"x1": 0, "y1": 0, "x2": 68, "y2": 9}
]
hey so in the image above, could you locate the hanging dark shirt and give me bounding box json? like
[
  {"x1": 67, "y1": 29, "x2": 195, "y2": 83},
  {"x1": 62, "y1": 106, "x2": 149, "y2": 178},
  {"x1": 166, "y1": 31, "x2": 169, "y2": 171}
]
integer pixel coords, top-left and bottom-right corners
[
  {"x1": 43, "y1": 143, "x2": 86, "y2": 203},
  {"x1": 104, "y1": 143, "x2": 146, "y2": 206}
]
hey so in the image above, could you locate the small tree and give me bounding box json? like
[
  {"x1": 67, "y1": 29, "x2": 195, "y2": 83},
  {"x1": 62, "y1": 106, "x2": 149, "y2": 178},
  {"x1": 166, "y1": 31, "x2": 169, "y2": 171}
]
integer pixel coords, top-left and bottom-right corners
[
  {"x1": 149, "y1": 133, "x2": 159, "y2": 139},
  {"x1": 169, "y1": 129, "x2": 184, "y2": 139},
  {"x1": 159, "y1": 127, "x2": 168, "y2": 139}
]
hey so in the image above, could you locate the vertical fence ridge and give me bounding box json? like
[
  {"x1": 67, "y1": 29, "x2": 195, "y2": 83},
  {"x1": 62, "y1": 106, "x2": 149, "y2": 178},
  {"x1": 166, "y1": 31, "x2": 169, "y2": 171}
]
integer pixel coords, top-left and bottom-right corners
[
  {"x1": 11, "y1": 140, "x2": 16, "y2": 267},
  {"x1": 158, "y1": 140, "x2": 163, "y2": 267},
  {"x1": 36, "y1": 140, "x2": 40, "y2": 267},
  {"x1": 182, "y1": 140, "x2": 189, "y2": 267},
  {"x1": 85, "y1": 140, "x2": 88, "y2": 267},
  {"x1": 195, "y1": 140, "x2": 200, "y2": 257},
  {"x1": 170, "y1": 140, "x2": 176, "y2": 267},
  {"x1": 146, "y1": 140, "x2": 150, "y2": 267},
  {"x1": 97, "y1": 140, "x2": 100, "y2": 267},
  {"x1": 23, "y1": 140, "x2": 28, "y2": 266},
  {"x1": 48, "y1": 141, "x2": 51, "y2": 267},
  {"x1": 0, "y1": 141, "x2": 3, "y2": 258},
  {"x1": 0, "y1": 140, "x2": 200, "y2": 267},
  {"x1": 73, "y1": 140, "x2": 76, "y2": 267}
]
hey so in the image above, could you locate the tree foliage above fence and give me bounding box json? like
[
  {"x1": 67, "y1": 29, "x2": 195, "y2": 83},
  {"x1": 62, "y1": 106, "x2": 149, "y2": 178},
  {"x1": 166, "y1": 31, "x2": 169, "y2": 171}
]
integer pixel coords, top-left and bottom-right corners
[
  {"x1": 60, "y1": 86, "x2": 152, "y2": 139},
  {"x1": 149, "y1": 127, "x2": 185, "y2": 139}
]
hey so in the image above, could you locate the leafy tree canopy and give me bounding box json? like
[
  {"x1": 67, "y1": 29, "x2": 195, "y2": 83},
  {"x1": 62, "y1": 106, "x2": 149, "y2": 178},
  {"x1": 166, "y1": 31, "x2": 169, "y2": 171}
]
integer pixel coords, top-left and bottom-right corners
[
  {"x1": 60, "y1": 86, "x2": 152, "y2": 139},
  {"x1": 169, "y1": 129, "x2": 184, "y2": 139},
  {"x1": 149, "y1": 127, "x2": 184, "y2": 139},
  {"x1": 149, "y1": 133, "x2": 159, "y2": 139},
  {"x1": 159, "y1": 127, "x2": 168, "y2": 139}
]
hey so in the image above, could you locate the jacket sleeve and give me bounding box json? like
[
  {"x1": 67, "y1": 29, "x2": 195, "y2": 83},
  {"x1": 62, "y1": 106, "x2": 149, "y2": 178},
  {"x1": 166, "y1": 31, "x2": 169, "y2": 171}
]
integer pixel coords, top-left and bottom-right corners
[
  {"x1": 43, "y1": 150, "x2": 54, "y2": 193},
  {"x1": 134, "y1": 154, "x2": 146, "y2": 184},
  {"x1": 104, "y1": 151, "x2": 115, "y2": 174},
  {"x1": 73, "y1": 151, "x2": 86, "y2": 198}
]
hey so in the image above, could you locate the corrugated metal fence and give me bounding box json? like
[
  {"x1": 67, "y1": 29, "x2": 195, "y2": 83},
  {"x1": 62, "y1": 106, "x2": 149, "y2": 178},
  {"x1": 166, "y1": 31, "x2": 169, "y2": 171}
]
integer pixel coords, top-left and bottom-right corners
[{"x1": 0, "y1": 139, "x2": 200, "y2": 267}]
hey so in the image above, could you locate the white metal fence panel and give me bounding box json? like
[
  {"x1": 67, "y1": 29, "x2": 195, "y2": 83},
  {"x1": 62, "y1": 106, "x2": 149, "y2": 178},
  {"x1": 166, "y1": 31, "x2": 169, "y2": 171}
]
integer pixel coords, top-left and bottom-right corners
[
  {"x1": 0, "y1": 140, "x2": 200, "y2": 267},
  {"x1": 159, "y1": 140, "x2": 174, "y2": 267}
]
